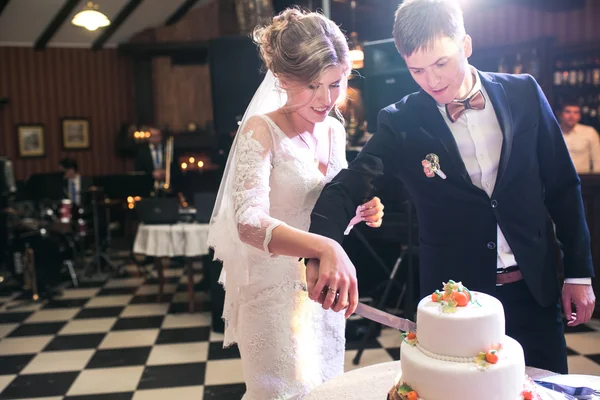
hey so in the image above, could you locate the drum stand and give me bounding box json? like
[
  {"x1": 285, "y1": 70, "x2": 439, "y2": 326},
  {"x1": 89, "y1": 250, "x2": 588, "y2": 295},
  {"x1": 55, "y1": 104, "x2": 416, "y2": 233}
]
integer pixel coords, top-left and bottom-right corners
[
  {"x1": 22, "y1": 246, "x2": 38, "y2": 301},
  {"x1": 84, "y1": 192, "x2": 118, "y2": 278}
]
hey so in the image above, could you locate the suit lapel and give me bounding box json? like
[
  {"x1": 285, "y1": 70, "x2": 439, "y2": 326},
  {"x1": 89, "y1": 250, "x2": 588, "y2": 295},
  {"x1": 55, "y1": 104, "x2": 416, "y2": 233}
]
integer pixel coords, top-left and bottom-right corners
[
  {"x1": 479, "y1": 71, "x2": 514, "y2": 194},
  {"x1": 415, "y1": 91, "x2": 474, "y2": 188},
  {"x1": 415, "y1": 72, "x2": 515, "y2": 194}
]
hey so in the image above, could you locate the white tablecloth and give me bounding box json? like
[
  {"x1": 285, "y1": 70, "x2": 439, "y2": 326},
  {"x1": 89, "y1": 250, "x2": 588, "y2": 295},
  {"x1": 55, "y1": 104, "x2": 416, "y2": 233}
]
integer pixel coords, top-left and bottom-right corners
[
  {"x1": 305, "y1": 361, "x2": 562, "y2": 400},
  {"x1": 133, "y1": 223, "x2": 210, "y2": 257}
]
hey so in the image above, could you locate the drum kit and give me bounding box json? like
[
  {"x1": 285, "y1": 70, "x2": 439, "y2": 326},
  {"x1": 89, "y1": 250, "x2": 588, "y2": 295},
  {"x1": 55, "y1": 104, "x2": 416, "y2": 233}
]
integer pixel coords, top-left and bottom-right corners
[
  {"x1": 3, "y1": 185, "x2": 107, "y2": 305},
  {"x1": 1, "y1": 169, "x2": 161, "y2": 305}
]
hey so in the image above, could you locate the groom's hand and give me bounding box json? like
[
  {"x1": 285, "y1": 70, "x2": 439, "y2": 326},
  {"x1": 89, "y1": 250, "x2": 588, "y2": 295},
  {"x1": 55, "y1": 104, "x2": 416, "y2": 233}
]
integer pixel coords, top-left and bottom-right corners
[
  {"x1": 562, "y1": 283, "x2": 596, "y2": 326},
  {"x1": 306, "y1": 258, "x2": 320, "y2": 297},
  {"x1": 306, "y1": 259, "x2": 329, "y2": 305}
]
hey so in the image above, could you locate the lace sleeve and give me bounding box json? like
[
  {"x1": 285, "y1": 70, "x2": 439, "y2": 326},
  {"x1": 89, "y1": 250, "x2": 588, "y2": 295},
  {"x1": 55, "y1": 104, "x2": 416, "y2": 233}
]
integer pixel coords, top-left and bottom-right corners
[{"x1": 233, "y1": 116, "x2": 283, "y2": 253}]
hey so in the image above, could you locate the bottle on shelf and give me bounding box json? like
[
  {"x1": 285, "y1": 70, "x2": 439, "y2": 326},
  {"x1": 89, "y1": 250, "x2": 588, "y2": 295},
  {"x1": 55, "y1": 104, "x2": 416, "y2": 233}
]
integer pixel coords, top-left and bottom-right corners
[
  {"x1": 585, "y1": 56, "x2": 593, "y2": 85},
  {"x1": 529, "y1": 49, "x2": 540, "y2": 79},
  {"x1": 593, "y1": 58, "x2": 600, "y2": 86},
  {"x1": 498, "y1": 56, "x2": 508, "y2": 74},
  {"x1": 568, "y1": 57, "x2": 578, "y2": 86},
  {"x1": 562, "y1": 57, "x2": 570, "y2": 85},
  {"x1": 513, "y1": 53, "x2": 523, "y2": 74},
  {"x1": 581, "y1": 95, "x2": 590, "y2": 120},
  {"x1": 554, "y1": 59, "x2": 563, "y2": 86}
]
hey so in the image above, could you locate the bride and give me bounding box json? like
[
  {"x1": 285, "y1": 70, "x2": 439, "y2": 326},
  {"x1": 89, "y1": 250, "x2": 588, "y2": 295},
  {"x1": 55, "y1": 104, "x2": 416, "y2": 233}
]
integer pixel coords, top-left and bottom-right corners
[{"x1": 207, "y1": 8, "x2": 385, "y2": 400}]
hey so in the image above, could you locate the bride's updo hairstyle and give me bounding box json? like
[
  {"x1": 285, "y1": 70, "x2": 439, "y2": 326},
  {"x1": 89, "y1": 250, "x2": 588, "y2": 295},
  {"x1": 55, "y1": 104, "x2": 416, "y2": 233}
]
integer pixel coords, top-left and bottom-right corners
[{"x1": 252, "y1": 8, "x2": 351, "y2": 87}]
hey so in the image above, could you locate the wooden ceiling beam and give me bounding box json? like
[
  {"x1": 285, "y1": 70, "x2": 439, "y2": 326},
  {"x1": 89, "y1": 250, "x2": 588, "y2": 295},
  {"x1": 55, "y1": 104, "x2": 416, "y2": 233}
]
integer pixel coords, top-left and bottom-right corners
[
  {"x1": 34, "y1": 0, "x2": 81, "y2": 50},
  {"x1": 0, "y1": 0, "x2": 11, "y2": 19},
  {"x1": 92, "y1": 0, "x2": 143, "y2": 51},
  {"x1": 164, "y1": 0, "x2": 200, "y2": 26}
]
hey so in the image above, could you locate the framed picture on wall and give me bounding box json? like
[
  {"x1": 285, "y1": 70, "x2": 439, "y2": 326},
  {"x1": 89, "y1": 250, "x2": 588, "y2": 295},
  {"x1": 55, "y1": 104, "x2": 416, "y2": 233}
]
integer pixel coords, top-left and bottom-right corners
[
  {"x1": 62, "y1": 118, "x2": 90, "y2": 150},
  {"x1": 17, "y1": 124, "x2": 45, "y2": 158}
]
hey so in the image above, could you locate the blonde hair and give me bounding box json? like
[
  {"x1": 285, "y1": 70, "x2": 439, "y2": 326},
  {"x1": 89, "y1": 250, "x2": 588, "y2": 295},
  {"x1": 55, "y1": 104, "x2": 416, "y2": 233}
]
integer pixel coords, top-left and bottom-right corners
[{"x1": 252, "y1": 8, "x2": 351, "y2": 86}]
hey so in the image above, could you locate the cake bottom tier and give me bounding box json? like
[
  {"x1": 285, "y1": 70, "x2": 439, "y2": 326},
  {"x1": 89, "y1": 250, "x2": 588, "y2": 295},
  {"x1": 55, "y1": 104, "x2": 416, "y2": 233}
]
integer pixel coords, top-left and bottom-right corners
[{"x1": 397, "y1": 336, "x2": 526, "y2": 400}]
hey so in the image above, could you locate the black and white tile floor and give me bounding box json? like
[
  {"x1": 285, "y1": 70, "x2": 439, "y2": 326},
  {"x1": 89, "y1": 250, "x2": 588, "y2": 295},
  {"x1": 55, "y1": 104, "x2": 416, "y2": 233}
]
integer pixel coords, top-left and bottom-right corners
[{"x1": 0, "y1": 263, "x2": 598, "y2": 399}]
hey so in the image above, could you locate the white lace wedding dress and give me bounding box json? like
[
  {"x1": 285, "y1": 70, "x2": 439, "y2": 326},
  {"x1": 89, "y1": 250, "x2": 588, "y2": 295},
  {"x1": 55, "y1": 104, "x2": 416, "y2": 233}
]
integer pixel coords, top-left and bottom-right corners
[{"x1": 226, "y1": 114, "x2": 349, "y2": 399}]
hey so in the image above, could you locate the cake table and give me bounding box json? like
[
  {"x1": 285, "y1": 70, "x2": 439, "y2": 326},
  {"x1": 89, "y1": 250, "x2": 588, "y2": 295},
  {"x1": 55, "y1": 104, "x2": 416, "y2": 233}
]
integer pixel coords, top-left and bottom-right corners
[{"x1": 305, "y1": 362, "x2": 560, "y2": 400}]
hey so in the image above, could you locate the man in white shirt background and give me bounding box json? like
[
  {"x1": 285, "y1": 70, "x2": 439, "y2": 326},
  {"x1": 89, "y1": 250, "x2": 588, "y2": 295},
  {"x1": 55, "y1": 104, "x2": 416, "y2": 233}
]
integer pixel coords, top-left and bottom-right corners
[{"x1": 559, "y1": 102, "x2": 600, "y2": 174}]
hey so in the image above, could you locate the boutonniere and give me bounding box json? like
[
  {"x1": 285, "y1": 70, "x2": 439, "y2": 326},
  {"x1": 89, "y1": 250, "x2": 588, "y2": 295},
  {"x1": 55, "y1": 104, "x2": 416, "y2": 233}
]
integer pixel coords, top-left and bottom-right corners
[{"x1": 422, "y1": 153, "x2": 447, "y2": 179}]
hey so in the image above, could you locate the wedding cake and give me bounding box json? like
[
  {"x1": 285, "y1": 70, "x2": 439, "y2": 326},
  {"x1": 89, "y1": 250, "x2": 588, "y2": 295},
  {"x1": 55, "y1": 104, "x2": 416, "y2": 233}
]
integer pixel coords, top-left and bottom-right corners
[{"x1": 388, "y1": 281, "x2": 540, "y2": 400}]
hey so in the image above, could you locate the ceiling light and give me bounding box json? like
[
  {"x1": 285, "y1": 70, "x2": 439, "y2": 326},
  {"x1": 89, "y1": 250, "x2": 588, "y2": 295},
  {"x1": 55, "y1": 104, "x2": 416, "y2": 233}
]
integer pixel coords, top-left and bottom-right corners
[{"x1": 72, "y1": 2, "x2": 110, "y2": 32}]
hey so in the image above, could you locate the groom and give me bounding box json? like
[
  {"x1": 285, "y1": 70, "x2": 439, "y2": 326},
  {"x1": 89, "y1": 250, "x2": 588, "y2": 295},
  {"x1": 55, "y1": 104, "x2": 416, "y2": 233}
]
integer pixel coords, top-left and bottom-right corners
[{"x1": 306, "y1": 0, "x2": 595, "y2": 374}]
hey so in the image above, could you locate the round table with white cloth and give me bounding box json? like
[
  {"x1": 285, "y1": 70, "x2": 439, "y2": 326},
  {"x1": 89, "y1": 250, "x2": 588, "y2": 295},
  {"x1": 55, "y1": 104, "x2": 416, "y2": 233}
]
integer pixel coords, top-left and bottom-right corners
[
  {"x1": 305, "y1": 361, "x2": 600, "y2": 399},
  {"x1": 133, "y1": 223, "x2": 211, "y2": 313},
  {"x1": 133, "y1": 223, "x2": 210, "y2": 257}
]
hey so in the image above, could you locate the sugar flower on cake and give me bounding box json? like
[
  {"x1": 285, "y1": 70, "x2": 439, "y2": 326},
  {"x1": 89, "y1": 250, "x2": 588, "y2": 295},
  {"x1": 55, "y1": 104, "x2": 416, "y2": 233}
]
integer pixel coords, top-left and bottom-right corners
[
  {"x1": 430, "y1": 280, "x2": 479, "y2": 313},
  {"x1": 475, "y1": 343, "x2": 503, "y2": 369},
  {"x1": 391, "y1": 383, "x2": 419, "y2": 400},
  {"x1": 521, "y1": 375, "x2": 542, "y2": 400},
  {"x1": 401, "y1": 332, "x2": 417, "y2": 346}
]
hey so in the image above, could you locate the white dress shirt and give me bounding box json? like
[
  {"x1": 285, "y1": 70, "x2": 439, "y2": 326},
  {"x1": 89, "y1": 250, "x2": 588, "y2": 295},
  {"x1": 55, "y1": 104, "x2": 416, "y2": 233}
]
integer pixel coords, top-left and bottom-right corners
[
  {"x1": 436, "y1": 66, "x2": 589, "y2": 285},
  {"x1": 68, "y1": 175, "x2": 81, "y2": 205},
  {"x1": 149, "y1": 144, "x2": 163, "y2": 169}
]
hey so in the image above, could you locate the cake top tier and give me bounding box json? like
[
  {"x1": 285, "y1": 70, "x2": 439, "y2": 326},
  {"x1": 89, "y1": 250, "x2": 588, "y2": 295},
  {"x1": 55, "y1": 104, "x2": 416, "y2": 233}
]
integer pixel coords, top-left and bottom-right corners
[{"x1": 415, "y1": 281, "x2": 506, "y2": 358}]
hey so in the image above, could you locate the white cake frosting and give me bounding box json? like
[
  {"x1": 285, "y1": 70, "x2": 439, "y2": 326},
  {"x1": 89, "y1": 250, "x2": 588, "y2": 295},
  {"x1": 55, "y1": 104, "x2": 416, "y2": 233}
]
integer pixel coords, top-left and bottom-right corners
[
  {"x1": 399, "y1": 336, "x2": 525, "y2": 400},
  {"x1": 416, "y1": 291, "x2": 505, "y2": 358},
  {"x1": 390, "y1": 283, "x2": 532, "y2": 400}
]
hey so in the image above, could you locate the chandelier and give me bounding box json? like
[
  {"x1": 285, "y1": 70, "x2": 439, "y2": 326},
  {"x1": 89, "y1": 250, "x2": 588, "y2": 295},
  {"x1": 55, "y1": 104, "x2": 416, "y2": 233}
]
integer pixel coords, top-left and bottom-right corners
[{"x1": 72, "y1": 2, "x2": 110, "y2": 31}]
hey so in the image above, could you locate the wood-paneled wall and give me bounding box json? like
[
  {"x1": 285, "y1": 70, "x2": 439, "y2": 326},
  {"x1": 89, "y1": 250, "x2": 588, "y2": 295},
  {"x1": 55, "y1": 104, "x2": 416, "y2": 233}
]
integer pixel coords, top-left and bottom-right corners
[
  {"x1": 0, "y1": 47, "x2": 134, "y2": 180},
  {"x1": 151, "y1": 1, "x2": 236, "y2": 133},
  {"x1": 153, "y1": 60, "x2": 212, "y2": 133},
  {"x1": 465, "y1": 0, "x2": 600, "y2": 49}
]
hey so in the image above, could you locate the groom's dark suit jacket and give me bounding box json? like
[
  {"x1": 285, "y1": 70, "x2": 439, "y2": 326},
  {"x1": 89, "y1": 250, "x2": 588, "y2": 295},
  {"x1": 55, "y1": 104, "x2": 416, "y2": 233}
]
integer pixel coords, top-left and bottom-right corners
[{"x1": 309, "y1": 71, "x2": 594, "y2": 307}]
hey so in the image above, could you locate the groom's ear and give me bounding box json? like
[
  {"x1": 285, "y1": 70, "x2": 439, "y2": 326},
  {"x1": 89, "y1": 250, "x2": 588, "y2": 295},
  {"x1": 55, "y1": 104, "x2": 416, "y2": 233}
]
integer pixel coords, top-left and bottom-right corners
[{"x1": 463, "y1": 34, "x2": 473, "y2": 58}]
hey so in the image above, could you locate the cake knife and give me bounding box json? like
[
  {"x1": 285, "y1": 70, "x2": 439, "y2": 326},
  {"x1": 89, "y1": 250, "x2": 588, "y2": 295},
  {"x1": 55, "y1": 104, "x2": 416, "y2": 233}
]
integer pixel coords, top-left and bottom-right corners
[
  {"x1": 311, "y1": 286, "x2": 417, "y2": 332},
  {"x1": 354, "y1": 302, "x2": 417, "y2": 333}
]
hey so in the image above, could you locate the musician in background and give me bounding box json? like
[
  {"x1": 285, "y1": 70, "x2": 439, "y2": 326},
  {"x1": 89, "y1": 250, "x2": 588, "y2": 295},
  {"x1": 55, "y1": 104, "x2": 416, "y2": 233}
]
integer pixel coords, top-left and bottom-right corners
[
  {"x1": 59, "y1": 158, "x2": 92, "y2": 206},
  {"x1": 135, "y1": 126, "x2": 165, "y2": 180},
  {"x1": 134, "y1": 125, "x2": 181, "y2": 194},
  {"x1": 559, "y1": 102, "x2": 600, "y2": 174}
]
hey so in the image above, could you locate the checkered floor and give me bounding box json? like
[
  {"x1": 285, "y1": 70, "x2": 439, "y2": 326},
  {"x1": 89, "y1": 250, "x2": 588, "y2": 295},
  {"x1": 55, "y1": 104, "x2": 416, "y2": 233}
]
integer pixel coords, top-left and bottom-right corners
[{"x1": 0, "y1": 262, "x2": 599, "y2": 400}]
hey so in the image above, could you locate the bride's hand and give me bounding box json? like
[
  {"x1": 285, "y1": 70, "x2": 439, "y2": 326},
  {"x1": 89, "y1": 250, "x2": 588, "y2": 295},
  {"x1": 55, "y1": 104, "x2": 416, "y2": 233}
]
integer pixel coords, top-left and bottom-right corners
[
  {"x1": 349, "y1": 196, "x2": 384, "y2": 228},
  {"x1": 308, "y1": 240, "x2": 358, "y2": 318}
]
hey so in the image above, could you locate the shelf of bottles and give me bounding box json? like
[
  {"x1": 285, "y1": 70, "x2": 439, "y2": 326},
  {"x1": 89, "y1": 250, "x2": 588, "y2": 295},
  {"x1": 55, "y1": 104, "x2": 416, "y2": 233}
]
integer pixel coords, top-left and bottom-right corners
[
  {"x1": 496, "y1": 50, "x2": 542, "y2": 80},
  {"x1": 552, "y1": 55, "x2": 600, "y2": 131},
  {"x1": 470, "y1": 48, "x2": 542, "y2": 83}
]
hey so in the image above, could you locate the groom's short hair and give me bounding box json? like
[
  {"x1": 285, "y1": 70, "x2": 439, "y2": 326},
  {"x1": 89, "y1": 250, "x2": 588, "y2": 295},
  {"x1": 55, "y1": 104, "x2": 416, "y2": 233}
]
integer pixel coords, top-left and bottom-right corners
[{"x1": 393, "y1": 0, "x2": 466, "y2": 58}]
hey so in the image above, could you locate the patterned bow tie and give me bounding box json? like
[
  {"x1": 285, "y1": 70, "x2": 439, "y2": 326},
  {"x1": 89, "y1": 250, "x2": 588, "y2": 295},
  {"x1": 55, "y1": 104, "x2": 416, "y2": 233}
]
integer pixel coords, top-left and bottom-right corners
[{"x1": 445, "y1": 90, "x2": 486, "y2": 122}]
